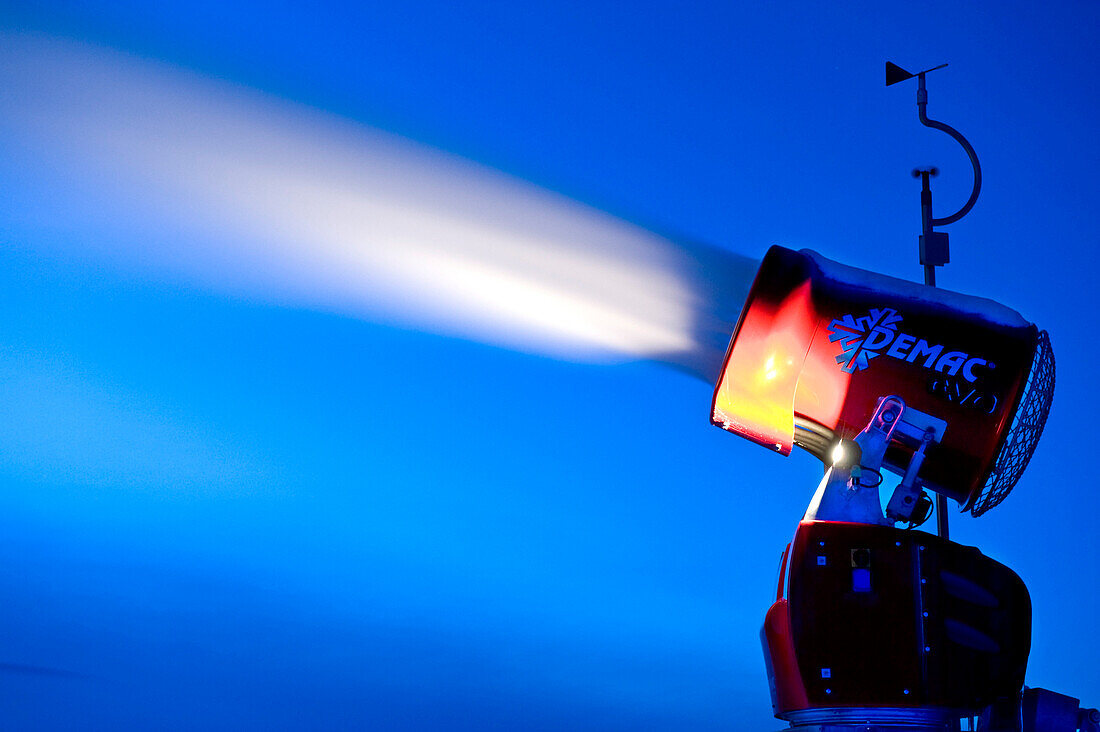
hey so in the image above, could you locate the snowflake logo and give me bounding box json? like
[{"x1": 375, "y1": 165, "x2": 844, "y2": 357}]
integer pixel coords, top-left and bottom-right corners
[{"x1": 827, "y1": 308, "x2": 903, "y2": 373}]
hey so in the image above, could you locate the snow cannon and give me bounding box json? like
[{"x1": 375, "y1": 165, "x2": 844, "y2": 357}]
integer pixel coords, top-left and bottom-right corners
[{"x1": 709, "y1": 246, "x2": 1076, "y2": 730}]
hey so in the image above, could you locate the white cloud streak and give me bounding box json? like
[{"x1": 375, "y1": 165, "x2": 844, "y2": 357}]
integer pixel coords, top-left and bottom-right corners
[{"x1": 0, "y1": 33, "x2": 753, "y2": 372}]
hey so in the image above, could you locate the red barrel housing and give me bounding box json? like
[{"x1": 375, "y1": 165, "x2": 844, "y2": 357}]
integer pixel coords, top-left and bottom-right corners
[{"x1": 711, "y1": 245, "x2": 1040, "y2": 509}]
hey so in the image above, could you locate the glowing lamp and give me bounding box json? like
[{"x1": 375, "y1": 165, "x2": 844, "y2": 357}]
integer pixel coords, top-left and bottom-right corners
[{"x1": 712, "y1": 245, "x2": 1054, "y2": 516}]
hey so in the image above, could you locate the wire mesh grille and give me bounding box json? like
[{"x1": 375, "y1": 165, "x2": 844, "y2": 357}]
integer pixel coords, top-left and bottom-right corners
[{"x1": 970, "y1": 330, "x2": 1055, "y2": 517}]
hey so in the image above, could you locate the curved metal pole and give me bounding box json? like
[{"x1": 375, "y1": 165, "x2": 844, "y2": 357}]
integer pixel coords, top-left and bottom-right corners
[{"x1": 917, "y1": 73, "x2": 981, "y2": 226}]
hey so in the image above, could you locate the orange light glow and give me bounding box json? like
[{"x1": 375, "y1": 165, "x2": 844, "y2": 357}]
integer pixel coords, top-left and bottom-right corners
[
  {"x1": 712, "y1": 281, "x2": 816, "y2": 454},
  {"x1": 792, "y1": 325, "x2": 851, "y2": 431}
]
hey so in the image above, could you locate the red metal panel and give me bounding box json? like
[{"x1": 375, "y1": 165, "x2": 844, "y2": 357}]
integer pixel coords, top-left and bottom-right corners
[
  {"x1": 780, "y1": 520, "x2": 1031, "y2": 712},
  {"x1": 761, "y1": 599, "x2": 810, "y2": 715}
]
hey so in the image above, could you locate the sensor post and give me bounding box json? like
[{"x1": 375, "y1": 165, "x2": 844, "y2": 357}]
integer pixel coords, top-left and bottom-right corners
[{"x1": 887, "y1": 60, "x2": 983, "y2": 539}]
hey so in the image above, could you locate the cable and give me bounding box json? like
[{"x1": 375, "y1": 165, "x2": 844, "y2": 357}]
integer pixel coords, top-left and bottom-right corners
[{"x1": 858, "y1": 467, "x2": 883, "y2": 488}]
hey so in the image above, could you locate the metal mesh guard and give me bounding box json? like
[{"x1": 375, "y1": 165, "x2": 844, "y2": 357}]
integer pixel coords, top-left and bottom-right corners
[{"x1": 970, "y1": 330, "x2": 1055, "y2": 517}]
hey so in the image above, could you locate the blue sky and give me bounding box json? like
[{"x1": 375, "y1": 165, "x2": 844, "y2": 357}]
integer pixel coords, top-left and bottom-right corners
[{"x1": 0, "y1": 2, "x2": 1098, "y2": 728}]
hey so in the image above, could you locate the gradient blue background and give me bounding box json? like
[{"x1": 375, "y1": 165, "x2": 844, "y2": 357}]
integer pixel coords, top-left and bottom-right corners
[{"x1": 1, "y1": 2, "x2": 1098, "y2": 729}]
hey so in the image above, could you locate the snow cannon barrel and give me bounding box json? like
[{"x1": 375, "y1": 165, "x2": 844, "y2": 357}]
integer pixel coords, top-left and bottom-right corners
[{"x1": 711, "y1": 245, "x2": 1054, "y2": 516}]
